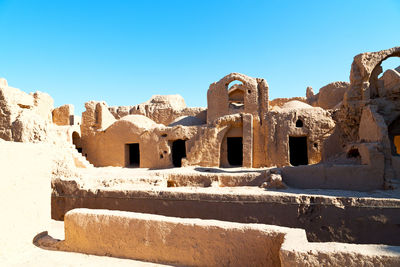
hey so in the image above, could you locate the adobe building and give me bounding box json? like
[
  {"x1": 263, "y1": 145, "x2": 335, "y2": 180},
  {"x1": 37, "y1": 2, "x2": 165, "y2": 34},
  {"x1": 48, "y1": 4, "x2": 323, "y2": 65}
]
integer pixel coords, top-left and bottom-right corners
[
  {"x1": 1, "y1": 46, "x2": 399, "y2": 190},
  {"x1": 2, "y1": 47, "x2": 400, "y2": 266},
  {"x1": 76, "y1": 73, "x2": 335, "y2": 170}
]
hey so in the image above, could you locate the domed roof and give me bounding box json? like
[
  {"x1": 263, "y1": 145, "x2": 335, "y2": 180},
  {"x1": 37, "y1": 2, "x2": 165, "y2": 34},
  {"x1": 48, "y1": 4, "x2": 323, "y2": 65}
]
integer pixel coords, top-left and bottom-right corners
[
  {"x1": 281, "y1": 100, "x2": 312, "y2": 110},
  {"x1": 146, "y1": 95, "x2": 186, "y2": 110},
  {"x1": 104, "y1": 114, "x2": 162, "y2": 136},
  {"x1": 168, "y1": 116, "x2": 204, "y2": 127},
  {"x1": 119, "y1": 115, "x2": 158, "y2": 128}
]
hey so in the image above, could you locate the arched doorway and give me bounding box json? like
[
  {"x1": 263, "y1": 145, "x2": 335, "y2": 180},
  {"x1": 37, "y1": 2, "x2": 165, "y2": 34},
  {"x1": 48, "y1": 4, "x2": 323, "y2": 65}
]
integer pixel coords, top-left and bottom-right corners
[
  {"x1": 220, "y1": 126, "x2": 243, "y2": 167},
  {"x1": 228, "y1": 80, "x2": 244, "y2": 107},
  {"x1": 227, "y1": 137, "x2": 242, "y2": 166}
]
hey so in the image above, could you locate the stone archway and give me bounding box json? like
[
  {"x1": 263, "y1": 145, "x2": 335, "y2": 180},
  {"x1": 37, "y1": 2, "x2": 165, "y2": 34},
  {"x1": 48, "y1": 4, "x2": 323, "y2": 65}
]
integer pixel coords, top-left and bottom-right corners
[
  {"x1": 339, "y1": 47, "x2": 400, "y2": 143},
  {"x1": 345, "y1": 47, "x2": 400, "y2": 103},
  {"x1": 368, "y1": 55, "x2": 400, "y2": 99}
]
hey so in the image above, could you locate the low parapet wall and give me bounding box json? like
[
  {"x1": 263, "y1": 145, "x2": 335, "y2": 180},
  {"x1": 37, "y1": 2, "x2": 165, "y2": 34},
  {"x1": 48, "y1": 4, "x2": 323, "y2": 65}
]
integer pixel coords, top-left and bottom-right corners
[
  {"x1": 61, "y1": 209, "x2": 295, "y2": 266},
  {"x1": 52, "y1": 179, "x2": 400, "y2": 246},
  {"x1": 281, "y1": 164, "x2": 384, "y2": 191},
  {"x1": 280, "y1": 241, "x2": 400, "y2": 267},
  {"x1": 49, "y1": 209, "x2": 400, "y2": 267}
]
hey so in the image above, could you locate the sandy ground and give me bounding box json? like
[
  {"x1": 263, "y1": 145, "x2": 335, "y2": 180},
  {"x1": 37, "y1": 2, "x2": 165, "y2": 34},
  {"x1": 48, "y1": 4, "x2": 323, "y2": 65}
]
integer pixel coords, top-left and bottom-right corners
[
  {"x1": 0, "y1": 141, "x2": 169, "y2": 266},
  {"x1": 1, "y1": 140, "x2": 399, "y2": 265}
]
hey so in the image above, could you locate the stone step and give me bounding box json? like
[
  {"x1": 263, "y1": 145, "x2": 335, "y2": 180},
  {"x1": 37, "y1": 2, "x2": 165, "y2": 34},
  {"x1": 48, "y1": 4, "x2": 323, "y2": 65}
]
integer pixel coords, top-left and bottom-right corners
[{"x1": 67, "y1": 144, "x2": 93, "y2": 168}]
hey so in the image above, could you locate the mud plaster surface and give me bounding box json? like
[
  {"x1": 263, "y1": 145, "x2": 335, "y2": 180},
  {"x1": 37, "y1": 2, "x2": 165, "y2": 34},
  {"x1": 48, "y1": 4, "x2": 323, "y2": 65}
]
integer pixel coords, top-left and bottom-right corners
[
  {"x1": 0, "y1": 141, "x2": 168, "y2": 266},
  {"x1": 77, "y1": 166, "x2": 400, "y2": 200},
  {"x1": 2, "y1": 141, "x2": 400, "y2": 265}
]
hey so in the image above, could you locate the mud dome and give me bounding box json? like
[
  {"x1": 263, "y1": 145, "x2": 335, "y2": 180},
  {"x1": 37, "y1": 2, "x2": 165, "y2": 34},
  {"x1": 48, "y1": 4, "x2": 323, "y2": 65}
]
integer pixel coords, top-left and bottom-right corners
[{"x1": 1, "y1": 46, "x2": 400, "y2": 266}]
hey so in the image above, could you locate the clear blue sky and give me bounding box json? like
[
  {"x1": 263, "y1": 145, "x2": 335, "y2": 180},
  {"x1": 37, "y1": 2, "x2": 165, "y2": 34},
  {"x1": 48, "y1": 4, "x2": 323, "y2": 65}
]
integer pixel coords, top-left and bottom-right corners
[{"x1": 0, "y1": 0, "x2": 399, "y2": 115}]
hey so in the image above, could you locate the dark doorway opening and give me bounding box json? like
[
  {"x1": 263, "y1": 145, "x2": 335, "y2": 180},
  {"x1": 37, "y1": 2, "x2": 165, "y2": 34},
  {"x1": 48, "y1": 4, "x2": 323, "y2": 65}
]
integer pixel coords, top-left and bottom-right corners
[
  {"x1": 227, "y1": 137, "x2": 243, "y2": 166},
  {"x1": 289, "y1": 136, "x2": 308, "y2": 166},
  {"x1": 72, "y1": 131, "x2": 82, "y2": 154},
  {"x1": 127, "y1": 143, "x2": 140, "y2": 167},
  {"x1": 172, "y1": 140, "x2": 186, "y2": 167}
]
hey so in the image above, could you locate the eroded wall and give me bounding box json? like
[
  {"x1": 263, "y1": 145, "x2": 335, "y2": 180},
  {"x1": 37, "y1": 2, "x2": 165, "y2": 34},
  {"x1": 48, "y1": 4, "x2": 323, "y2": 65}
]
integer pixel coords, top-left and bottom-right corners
[
  {"x1": 0, "y1": 80, "x2": 54, "y2": 142},
  {"x1": 109, "y1": 95, "x2": 207, "y2": 126}
]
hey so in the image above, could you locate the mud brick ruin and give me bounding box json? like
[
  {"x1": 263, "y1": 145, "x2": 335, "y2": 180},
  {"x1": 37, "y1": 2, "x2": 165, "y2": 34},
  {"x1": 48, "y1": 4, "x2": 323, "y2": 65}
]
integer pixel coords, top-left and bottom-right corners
[{"x1": 1, "y1": 47, "x2": 400, "y2": 266}]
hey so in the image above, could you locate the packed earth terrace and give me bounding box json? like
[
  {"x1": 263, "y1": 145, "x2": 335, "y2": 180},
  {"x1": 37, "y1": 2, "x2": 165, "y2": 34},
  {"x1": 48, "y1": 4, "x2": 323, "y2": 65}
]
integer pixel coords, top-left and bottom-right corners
[{"x1": 1, "y1": 46, "x2": 400, "y2": 266}]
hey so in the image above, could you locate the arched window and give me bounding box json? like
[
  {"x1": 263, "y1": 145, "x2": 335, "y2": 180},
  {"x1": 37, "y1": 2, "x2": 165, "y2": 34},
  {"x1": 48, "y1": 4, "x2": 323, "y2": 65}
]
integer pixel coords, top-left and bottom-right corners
[{"x1": 227, "y1": 80, "x2": 244, "y2": 108}]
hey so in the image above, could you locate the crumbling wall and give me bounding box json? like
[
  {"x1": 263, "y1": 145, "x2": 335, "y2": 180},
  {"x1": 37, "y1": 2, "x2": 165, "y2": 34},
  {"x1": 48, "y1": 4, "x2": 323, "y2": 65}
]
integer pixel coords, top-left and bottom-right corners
[
  {"x1": 339, "y1": 47, "x2": 400, "y2": 143},
  {"x1": 379, "y1": 68, "x2": 400, "y2": 96},
  {"x1": 52, "y1": 104, "x2": 74, "y2": 126},
  {"x1": 0, "y1": 79, "x2": 54, "y2": 142},
  {"x1": 306, "y1": 81, "x2": 349, "y2": 109},
  {"x1": 108, "y1": 95, "x2": 207, "y2": 126},
  {"x1": 326, "y1": 47, "x2": 400, "y2": 186},
  {"x1": 80, "y1": 101, "x2": 116, "y2": 160}
]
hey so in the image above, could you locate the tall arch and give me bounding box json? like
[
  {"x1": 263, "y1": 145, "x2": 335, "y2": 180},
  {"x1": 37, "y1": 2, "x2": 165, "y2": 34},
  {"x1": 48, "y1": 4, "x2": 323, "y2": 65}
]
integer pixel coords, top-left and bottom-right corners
[
  {"x1": 345, "y1": 46, "x2": 400, "y2": 103},
  {"x1": 368, "y1": 54, "x2": 400, "y2": 99}
]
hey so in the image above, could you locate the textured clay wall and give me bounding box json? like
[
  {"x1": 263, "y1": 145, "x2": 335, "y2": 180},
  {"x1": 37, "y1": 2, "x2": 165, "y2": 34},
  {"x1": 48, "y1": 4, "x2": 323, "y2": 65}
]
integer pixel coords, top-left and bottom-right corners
[
  {"x1": 265, "y1": 107, "x2": 335, "y2": 167},
  {"x1": 62, "y1": 209, "x2": 286, "y2": 267},
  {"x1": 79, "y1": 73, "x2": 340, "y2": 170},
  {"x1": 55, "y1": 209, "x2": 400, "y2": 266},
  {"x1": 82, "y1": 109, "x2": 202, "y2": 168},
  {"x1": 52, "y1": 181, "x2": 400, "y2": 246}
]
